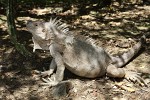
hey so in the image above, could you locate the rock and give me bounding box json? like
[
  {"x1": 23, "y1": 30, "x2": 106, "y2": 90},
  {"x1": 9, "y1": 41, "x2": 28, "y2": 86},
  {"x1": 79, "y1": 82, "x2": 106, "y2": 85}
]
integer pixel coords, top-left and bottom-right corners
[{"x1": 52, "y1": 82, "x2": 70, "y2": 98}]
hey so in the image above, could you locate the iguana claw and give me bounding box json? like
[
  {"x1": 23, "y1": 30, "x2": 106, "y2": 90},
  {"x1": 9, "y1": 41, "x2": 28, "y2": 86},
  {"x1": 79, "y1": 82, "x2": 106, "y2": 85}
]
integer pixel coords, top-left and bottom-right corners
[
  {"x1": 40, "y1": 75, "x2": 59, "y2": 86},
  {"x1": 125, "y1": 70, "x2": 147, "y2": 86},
  {"x1": 34, "y1": 70, "x2": 54, "y2": 77}
]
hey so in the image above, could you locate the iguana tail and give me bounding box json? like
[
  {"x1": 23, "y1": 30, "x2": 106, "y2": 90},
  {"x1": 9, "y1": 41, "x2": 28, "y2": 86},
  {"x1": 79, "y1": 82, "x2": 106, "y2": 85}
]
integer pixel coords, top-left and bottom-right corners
[{"x1": 110, "y1": 35, "x2": 146, "y2": 67}]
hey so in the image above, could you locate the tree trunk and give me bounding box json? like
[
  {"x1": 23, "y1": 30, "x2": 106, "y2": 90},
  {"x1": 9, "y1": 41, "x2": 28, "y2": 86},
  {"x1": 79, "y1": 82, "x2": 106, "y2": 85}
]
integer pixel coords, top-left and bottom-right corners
[{"x1": 6, "y1": 0, "x2": 31, "y2": 57}]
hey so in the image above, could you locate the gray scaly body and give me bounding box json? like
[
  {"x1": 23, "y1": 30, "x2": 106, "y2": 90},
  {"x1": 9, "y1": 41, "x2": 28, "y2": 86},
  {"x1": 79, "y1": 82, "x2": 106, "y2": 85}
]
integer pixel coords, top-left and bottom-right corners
[{"x1": 26, "y1": 18, "x2": 147, "y2": 86}]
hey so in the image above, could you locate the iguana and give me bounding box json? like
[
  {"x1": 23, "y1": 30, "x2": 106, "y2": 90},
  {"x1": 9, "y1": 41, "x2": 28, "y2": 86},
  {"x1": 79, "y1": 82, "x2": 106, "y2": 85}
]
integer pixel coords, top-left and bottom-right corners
[{"x1": 26, "y1": 18, "x2": 147, "y2": 86}]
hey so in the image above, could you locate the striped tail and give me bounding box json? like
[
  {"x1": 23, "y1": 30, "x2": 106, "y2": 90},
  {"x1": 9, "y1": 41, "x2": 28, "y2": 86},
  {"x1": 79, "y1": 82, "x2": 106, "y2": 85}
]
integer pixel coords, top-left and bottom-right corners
[{"x1": 110, "y1": 35, "x2": 146, "y2": 67}]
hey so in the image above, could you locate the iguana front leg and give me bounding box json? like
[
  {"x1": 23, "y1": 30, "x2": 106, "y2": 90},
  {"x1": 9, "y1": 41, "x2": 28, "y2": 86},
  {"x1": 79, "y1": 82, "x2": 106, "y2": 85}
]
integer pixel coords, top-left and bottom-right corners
[
  {"x1": 41, "y1": 42, "x2": 65, "y2": 86},
  {"x1": 35, "y1": 58, "x2": 56, "y2": 77}
]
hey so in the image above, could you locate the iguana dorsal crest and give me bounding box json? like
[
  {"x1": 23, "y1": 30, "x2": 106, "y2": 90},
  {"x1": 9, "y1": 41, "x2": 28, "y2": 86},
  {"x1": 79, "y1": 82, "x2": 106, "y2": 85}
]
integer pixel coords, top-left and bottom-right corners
[{"x1": 46, "y1": 18, "x2": 70, "y2": 35}]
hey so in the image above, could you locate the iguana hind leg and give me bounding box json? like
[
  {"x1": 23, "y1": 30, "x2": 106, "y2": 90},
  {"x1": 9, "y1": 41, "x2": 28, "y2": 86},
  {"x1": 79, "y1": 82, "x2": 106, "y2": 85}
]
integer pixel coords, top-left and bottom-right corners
[
  {"x1": 106, "y1": 64, "x2": 125, "y2": 78},
  {"x1": 106, "y1": 64, "x2": 147, "y2": 86}
]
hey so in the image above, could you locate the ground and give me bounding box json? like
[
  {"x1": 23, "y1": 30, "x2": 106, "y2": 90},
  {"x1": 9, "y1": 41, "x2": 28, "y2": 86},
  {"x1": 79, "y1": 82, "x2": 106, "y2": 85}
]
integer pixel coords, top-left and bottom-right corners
[{"x1": 0, "y1": 2, "x2": 150, "y2": 100}]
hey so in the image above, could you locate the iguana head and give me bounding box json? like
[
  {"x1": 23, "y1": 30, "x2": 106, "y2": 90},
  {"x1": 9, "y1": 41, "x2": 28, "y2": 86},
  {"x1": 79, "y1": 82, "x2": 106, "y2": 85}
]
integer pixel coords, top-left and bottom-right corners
[
  {"x1": 26, "y1": 20, "x2": 53, "y2": 40},
  {"x1": 26, "y1": 18, "x2": 73, "y2": 45}
]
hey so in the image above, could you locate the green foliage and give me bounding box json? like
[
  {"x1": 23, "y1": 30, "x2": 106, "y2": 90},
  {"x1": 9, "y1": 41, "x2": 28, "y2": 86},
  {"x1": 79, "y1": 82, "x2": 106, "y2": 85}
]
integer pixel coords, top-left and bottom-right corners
[{"x1": 6, "y1": 0, "x2": 31, "y2": 57}]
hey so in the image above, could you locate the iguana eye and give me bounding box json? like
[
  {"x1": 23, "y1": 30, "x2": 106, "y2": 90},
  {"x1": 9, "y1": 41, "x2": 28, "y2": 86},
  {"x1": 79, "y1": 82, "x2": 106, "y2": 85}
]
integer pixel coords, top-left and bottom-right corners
[
  {"x1": 42, "y1": 29, "x2": 46, "y2": 32},
  {"x1": 35, "y1": 23, "x2": 38, "y2": 26}
]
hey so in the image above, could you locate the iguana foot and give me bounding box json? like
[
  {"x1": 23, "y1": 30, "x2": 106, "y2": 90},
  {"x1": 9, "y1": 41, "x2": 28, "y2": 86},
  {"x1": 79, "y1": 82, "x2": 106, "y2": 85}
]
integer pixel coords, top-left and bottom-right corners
[
  {"x1": 34, "y1": 70, "x2": 54, "y2": 77},
  {"x1": 40, "y1": 75, "x2": 59, "y2": 87},
  {"x1": 124, "y1": 70, "x2": 147, "y2": 86}
]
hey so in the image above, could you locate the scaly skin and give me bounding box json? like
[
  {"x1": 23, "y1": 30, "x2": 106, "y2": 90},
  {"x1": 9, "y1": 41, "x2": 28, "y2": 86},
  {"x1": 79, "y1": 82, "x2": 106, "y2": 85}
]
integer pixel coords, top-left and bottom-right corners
[{"x1": 26, "y1": 19, "x2": 147, "y2": 87}]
